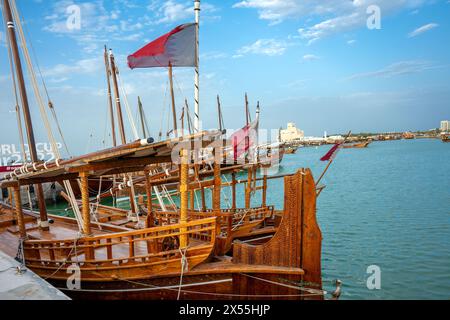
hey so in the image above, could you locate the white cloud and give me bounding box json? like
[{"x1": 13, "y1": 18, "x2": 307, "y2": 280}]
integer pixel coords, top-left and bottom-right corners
[
  {"x1": 150, "y1": 1, "x2": 220, "y2": 25},
  {"x1": 234, "y1": 0, "x2": 433, "y2": 43},
  {"x1": 236, "y1": 39, "x2": 287, "y2": 57},
  {"x1": 43, "y1": 0, "x2": 150, "y2": 53},
  {"x1": 408, "y1": 23, "x2": 438, "y2": 38},
  {"x1": 346, "y1": 60, "x2": 437, "y2": 80},
  {"x1": 42, "y1": 57, "x2": 103, "y2": 77},
  {"x1": 347, "y1": 39, "x2": 357, "y2": 45},
  {"x1": 200, "y1": 51, "x2": 228, "y2": 60},
  {"x1": 303, "y1": 54, "x2": 319, "y2": 61},
  {"x1": 233, "y1": 0, "x2": 359, "y2": 25},
  {"x1": 154, "y1": 0, "x2": 192, "y2": 24}
]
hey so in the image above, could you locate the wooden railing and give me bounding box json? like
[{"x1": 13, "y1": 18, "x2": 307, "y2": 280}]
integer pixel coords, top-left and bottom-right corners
[
  {"x1": 155, "y1": 206, "x2": 274, "y2": 236},
  {"x1": 23, "y1": 217, "x2": 216, "y2": 275}
]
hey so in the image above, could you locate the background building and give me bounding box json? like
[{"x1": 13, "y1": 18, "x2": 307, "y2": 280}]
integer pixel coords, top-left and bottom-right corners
[
  {"x1": 280, "y1": 123, "x2": 305, "y2": 143},
  {"x1": 440, "y1": 120, "x2": 449, "y2": 132}
]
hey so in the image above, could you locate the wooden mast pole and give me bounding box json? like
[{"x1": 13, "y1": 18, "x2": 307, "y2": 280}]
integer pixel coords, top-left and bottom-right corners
[
  {"x1": 3, "y1": 0, "x2": 48, "y2": 230},
  {"x1": 109, "y1": 49, "x2": 138, "y2": 214},
  {"x1": 13, "y1": 185, "x2": 26, "y2": 239},
  {"x1": 245, "y1": 92, "x2": 250, "y2": 126},
  {"x1": 231, "y1": 172, "x2": 237, "y2": 210},
  {"x1": 168, "y1": 62, "x2": 178, "y2": 137},
  {"x1": 109, "y1": 49, "x2": 126, "y2": 145},
  {"x1": 104, "y1": 45, "x2": 117, "y2": 147},
  {"x1": 180, "y1": 106, "x2": 185, "y2": 136},
  {"x1": 217, "y1": 95, "x2": 223, "y2": 132},
  {"x1": 138, "y1": 96, "x2": 147, "y2": 138},
  {"x1": 143, "y1": 169, "x2": 154, "y2": 228},
  {"x1": 213, "y1": 152, "x2": 221, "y2": 215},
  {"x1": 213, "y1": 151, "x2": 222, "y2": 240},
  {"x1": 80, "y1": 172, "x2": 91, "y2": 236},
  {"x1": 245, "y1": 167, "x2": 252, "y2": 210},
  {"x1": 179, "y1": 149, "x2": 189, "y2": 249}
]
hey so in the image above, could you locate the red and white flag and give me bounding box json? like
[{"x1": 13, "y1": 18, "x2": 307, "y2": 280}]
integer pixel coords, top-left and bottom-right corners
[
  {"x1": 128, "y1": 23, "x2": 197, "y2": 69},
  {"x1": 230, "y1": 119, "x2": 259, "y2": 161},
  {"x1": 320, "y1": 143, "x2": 343, "y2": 162}
]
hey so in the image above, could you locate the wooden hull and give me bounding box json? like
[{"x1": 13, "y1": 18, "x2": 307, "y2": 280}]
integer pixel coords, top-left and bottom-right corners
[
  {"x1": 284, "y1": 147, "x2": 297, "y2": 154},
  {"x1": 343, "y1": 141, "x2": 371, "y2": 149},
  {"x1": 50, "y1": 268, "x2": 310, "y2": 300}
]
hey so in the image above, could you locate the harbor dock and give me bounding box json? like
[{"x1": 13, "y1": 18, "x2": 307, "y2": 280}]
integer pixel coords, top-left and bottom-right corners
[{"x1": 0, "y1": 250, "x2": 70, "y2": 300}]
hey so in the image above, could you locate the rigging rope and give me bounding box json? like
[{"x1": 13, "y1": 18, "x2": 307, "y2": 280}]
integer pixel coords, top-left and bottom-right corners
[
  {"x1": 1, "y1": 6, "x2": 35, "y2": 212},
  {"x1": 16, "y1": 0, "x2": 71, "y2": 157},
  {"x1": 10, "y1": 0, "x2": 83, "y2": 231},
  {"x1": 116, "y1": 72, "x2": 139, "y2": 140},
  {"x1": 177, "y1": 246, "x2": 189, "y2": 300}
]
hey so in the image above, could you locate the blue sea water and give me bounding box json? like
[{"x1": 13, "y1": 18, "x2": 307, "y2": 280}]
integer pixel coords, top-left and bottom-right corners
[{"x1": 276, "y1": 139, "x2": 450, "y2": 300}]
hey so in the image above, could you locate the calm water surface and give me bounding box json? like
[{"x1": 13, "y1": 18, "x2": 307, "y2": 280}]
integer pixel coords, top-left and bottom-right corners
[
  {"x1": 47, "y1": 139, "x2": 449, "y2": 299},
  {"x1": 277, "y1": 139, "x2": 450, "y2": 300}
]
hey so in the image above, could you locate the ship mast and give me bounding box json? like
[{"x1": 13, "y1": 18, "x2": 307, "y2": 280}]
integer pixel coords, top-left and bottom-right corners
[
  {"x1": 104, "y1": 46, "x2": 117, "y2": 147},
  {"x1": 138, "y1": 96, "x2": 148, "y2": 138},
  {"x1": 2, "y1": 0, "x2": 49, "y2": 229},
  {"x1": 194, "y1": 0, "x2": 200, "y2": 132},
  {"x1": 109, "y1": 49, "x2": 138, "y2": 215},
  {"x1": 168, "y1": 62, "x2": 178, "y2": 137},
  {"x1": 109, "y1": 49, "x2": 127, "y2": 145}
]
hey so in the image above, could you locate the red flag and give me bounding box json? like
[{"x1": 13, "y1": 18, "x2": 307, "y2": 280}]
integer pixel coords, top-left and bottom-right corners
[
  {"x1": 128, "y1": 23, "x2": 197, "y2": 69},
  {"x1": 320, "y1": 143, "x2": 342, "y2": 162},
  {"x1": 230, "y1": 119, "x2": 258, "y2": 161}
]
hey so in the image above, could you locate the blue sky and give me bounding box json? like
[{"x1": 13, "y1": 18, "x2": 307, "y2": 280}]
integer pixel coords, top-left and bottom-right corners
[{"x1": 0, "y1": 0, "x2": 449, "y2": 156}]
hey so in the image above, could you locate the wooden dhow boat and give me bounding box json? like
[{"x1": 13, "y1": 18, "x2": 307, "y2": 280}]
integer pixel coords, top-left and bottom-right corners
[
  {"x1": 342, "y1": 141, "x2": 371, "y2": 149},
  {"x1": 0, "y1": 134, "x2": 325, "y2": 300},
  {"x1": 0, "y1": 0, "x2": 328, "y2": 300}
]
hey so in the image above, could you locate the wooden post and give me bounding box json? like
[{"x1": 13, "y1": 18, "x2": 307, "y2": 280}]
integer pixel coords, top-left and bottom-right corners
[
  {"x1": 213, "y1": 157, "x2": 222, "y2": 236},
  {"x1": 190, "y1": 189, "x2": 195, "y2": 211},
  {"x1": 179, "y1": 149, "x2": 189, "y2": 249},
  {"x1": 80, "y1": 172, "x2": 91, "y2": 236},
  {"x1": 194, "y1": 164, "x2": 206, "y2": 211},
  {"x1": 213, "y1": 159, "x2": 221, "y2": 214},
  {"x1": 3, "y1": 0, "x2": 48, "y2": 230},
  {"x1": 168, "y1": 62, "x2": 178, "y2": 137},
  {"x1": 262, "y1": 168, "x2": 268, "y2": 207},
  {"x1": 245, "y1": 167, "x2": 252, "y2": 209},
  {"x1": 200, "y1": 187, "x2": 207, "y2": 212},
  {"x1": 231, "y1": 172, "x2": 237, "y2": 210},
  {"x1": 7, "y1": 187, "x2": 13, "y2": 205},
  {"x1": 128, "y1": 175, "x2": 137, "y2": 215},
  {"x1": 144, "y1": 169, "x2": 154, "y2": 228},
  {"x1": 13, "y1": 185, "x2": 26, "y2": 239}
]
